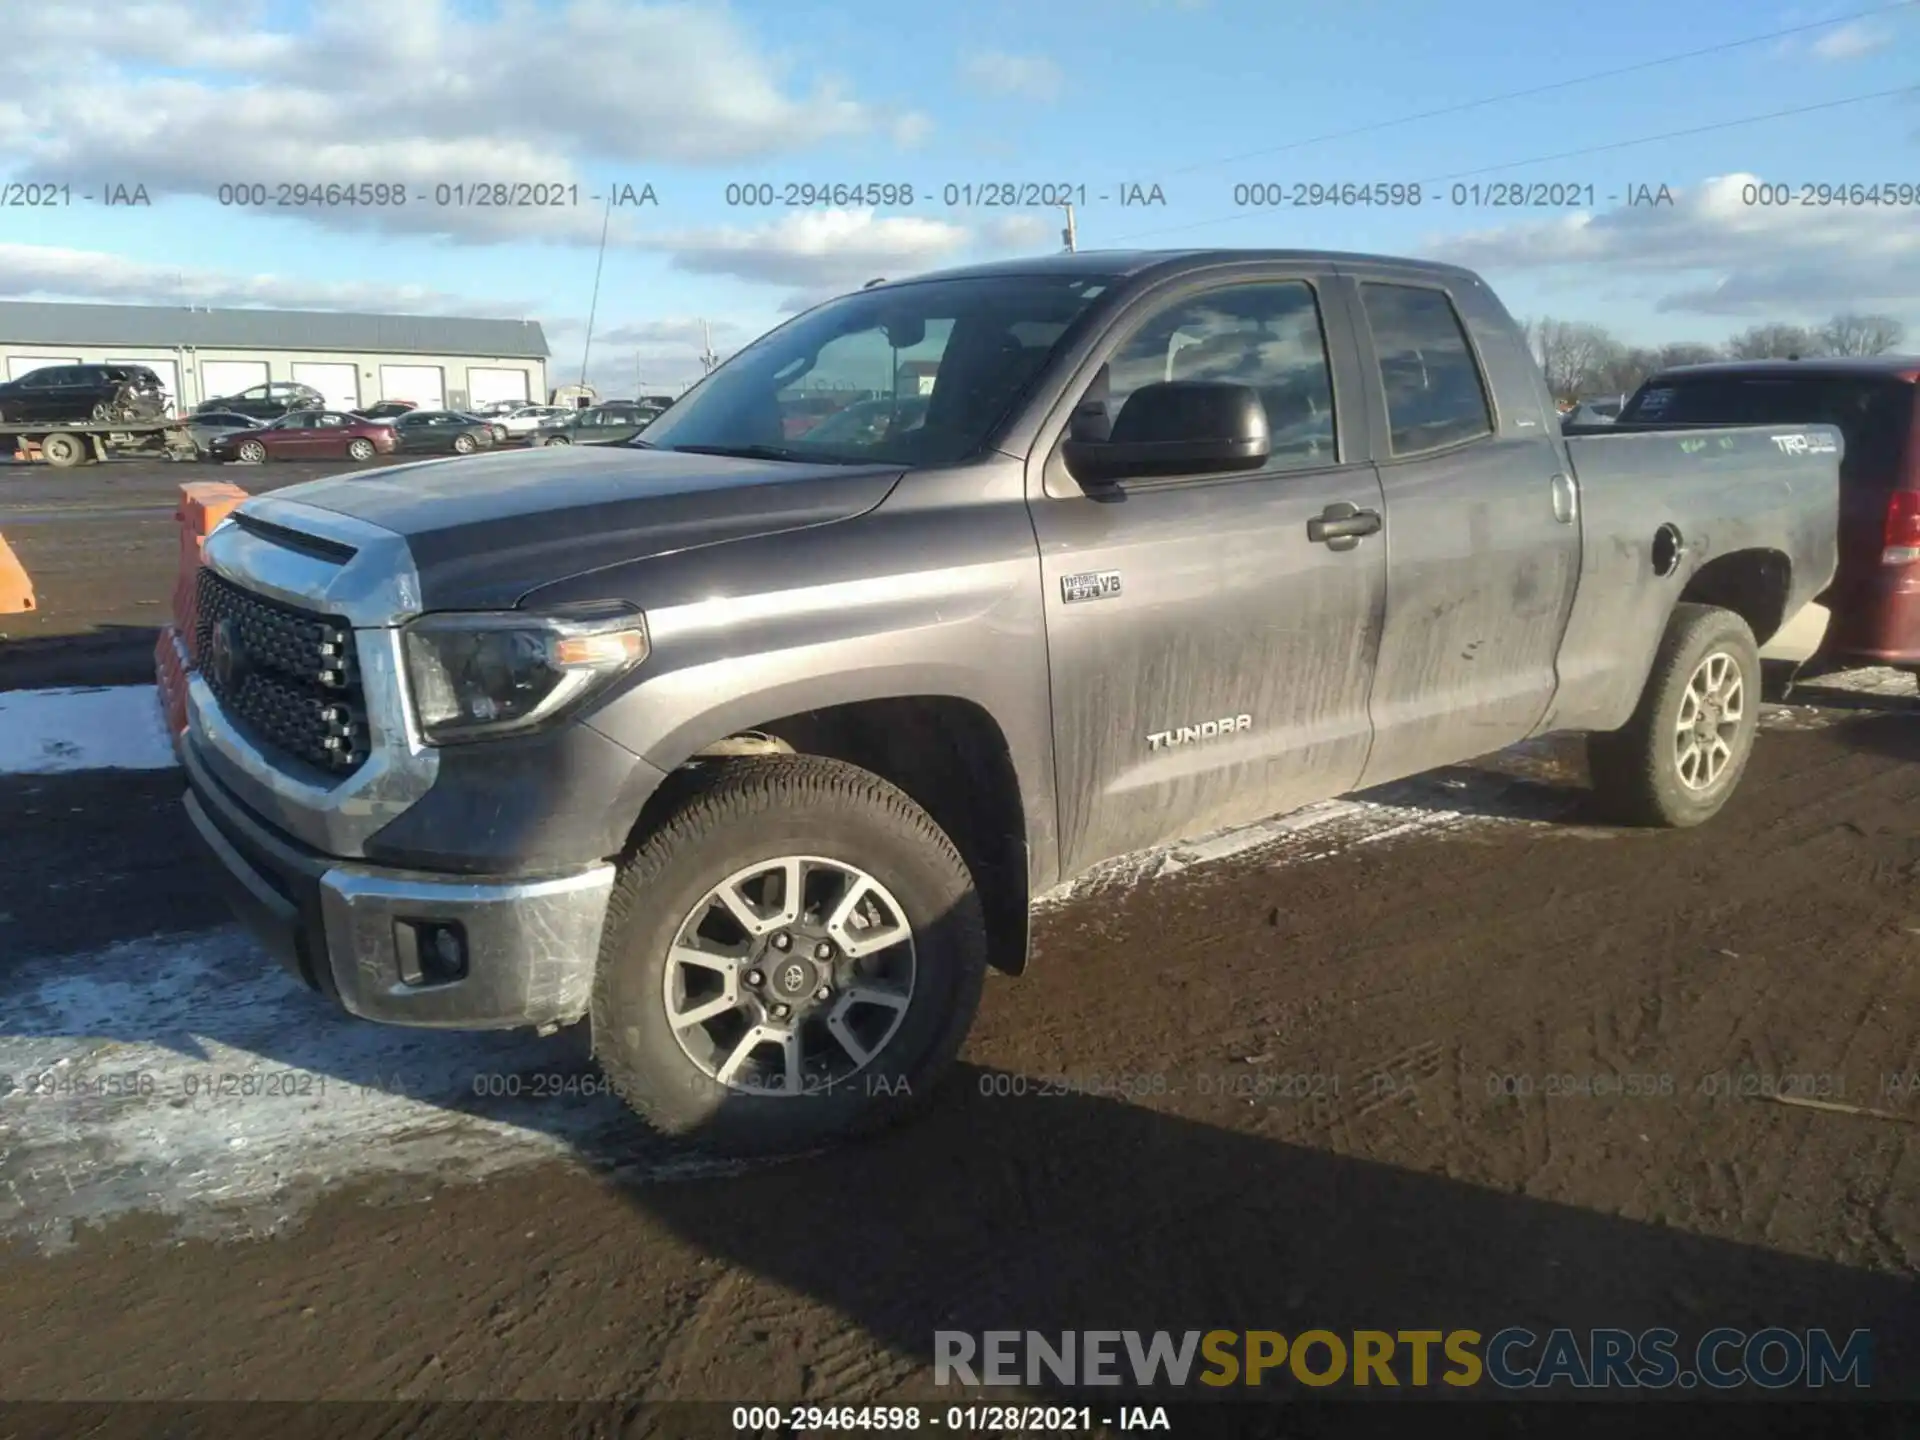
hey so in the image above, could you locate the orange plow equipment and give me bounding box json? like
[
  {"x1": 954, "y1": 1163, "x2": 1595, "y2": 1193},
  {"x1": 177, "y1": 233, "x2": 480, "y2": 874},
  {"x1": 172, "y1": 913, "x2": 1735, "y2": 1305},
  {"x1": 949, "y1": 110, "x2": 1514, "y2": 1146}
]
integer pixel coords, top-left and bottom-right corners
[
  {"x1": 0, "y1": 532, "x2": 35, "y2": 613},
  {"x1": 154, "y1": 480, "x2": 250, "y2": 739}
]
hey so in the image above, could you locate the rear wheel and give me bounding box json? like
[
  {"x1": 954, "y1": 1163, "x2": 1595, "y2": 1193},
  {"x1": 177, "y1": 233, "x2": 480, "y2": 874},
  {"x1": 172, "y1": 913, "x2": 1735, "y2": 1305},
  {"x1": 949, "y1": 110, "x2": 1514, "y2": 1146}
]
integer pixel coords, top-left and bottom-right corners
[
  {"x1": 591, "y1": 755, "x2": 988, "y2": 1156},
  {"x1": 236, "y1": 438, "x2": 268, "y2": 464},
  {"x1": 41, "y1": 432, "x2": 87, "y2": 468},
  {"x1": 346, "y1": 437, "x2": 375, "y2": 462},
  {"x1": 452, "y1": 433, "x2": 476, "y2": 454},
  {"x1": 1587, "y1": 603, "x2": 1760, "y2": 827}
]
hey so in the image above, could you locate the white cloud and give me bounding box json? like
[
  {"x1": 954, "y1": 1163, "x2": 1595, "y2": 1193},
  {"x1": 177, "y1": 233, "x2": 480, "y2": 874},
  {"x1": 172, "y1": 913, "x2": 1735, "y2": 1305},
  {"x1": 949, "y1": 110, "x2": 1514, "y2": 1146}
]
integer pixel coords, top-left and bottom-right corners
[
  {"x1": 1810, "y1": 20, "x2": 1894, "y2": 59},
  {"x1": 636, "y1": 208, "x2": 970, "y2": 288},
  {"x1": 959, "y1": 51, "x2": 1065, "y2": 104},
  {"x1": 599, "y1": 318, "x2": 745, "y2": 347},
  {"x1": 977, "y1": 212, "x2": 1059, "y2": 252},
  {"x1": 0, "y1": 242, "x2": 536, "y2": 314},
  {"x1": 1424, "y1": 174, "x2": 1920, "y2": 322},
  {"x1": 0, "y1": 0, "x2": 922, "y2": 244}
]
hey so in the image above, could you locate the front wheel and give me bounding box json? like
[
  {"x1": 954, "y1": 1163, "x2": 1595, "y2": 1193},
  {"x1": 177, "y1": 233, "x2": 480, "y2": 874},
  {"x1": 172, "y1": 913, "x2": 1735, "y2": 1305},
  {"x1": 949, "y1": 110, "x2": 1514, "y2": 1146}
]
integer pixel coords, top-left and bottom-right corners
[
  {"x1": 1587, "y1": 603, "x2": 1761, "y2": 828},
  {"x1": 543, "y1": 433, "x2": 571, "y2": 446},
  {"x1": 236, "y1": 438, "x2": 268, "y2": 464},
  {"x1": 591, "y1": 755, "x2": 988, "y2": 1156}
]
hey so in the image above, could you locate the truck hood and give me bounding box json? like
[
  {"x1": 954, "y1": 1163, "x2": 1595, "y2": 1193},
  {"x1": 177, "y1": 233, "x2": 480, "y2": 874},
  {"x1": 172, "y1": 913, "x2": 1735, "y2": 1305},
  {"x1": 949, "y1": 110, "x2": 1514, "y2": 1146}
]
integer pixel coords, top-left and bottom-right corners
[{"x1": 268, "y1": 445, "x2": 906, "y2": 610}]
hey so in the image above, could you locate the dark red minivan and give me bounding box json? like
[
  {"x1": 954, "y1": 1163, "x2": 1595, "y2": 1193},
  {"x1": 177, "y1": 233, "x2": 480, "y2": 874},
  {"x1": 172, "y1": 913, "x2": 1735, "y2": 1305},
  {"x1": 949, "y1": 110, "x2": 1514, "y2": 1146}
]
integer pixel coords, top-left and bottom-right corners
[{"x1": 1618, "y1": 359, "x2": 1920, "y2": 682}]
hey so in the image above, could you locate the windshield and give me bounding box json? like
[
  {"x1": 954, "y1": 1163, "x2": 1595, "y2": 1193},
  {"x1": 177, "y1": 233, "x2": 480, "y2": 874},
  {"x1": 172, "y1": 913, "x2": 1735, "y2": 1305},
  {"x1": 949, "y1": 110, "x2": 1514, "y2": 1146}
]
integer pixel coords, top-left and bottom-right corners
[
  {"x1": 638, "y1": 273, "x2": 1115, "y2": 465},
  {"x1": 1622, "y1": 374, "x2": 1916, "y2": 478}
]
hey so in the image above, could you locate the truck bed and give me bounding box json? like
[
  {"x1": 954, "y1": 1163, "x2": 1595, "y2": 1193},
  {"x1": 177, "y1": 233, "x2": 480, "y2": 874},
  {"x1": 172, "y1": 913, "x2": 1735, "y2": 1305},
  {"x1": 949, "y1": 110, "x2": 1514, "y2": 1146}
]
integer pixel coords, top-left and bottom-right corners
[{"x1": 1538, "y1": 422, "x2": 1842, "y2": 734}]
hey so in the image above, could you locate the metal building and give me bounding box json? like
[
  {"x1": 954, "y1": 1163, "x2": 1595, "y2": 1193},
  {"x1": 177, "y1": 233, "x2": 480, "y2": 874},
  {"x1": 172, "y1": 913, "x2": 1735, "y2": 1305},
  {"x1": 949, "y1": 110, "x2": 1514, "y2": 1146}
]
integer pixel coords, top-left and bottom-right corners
[{"x1": 0, "y1": 302, "x2": 550, "y2": 414}]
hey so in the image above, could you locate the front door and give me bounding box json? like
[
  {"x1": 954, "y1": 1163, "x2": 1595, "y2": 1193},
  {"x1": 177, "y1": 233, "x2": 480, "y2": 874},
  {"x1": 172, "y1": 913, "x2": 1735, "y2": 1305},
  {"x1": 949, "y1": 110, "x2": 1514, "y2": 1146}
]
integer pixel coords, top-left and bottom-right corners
[
  {"x1": 1349, "y1": 278, "x2": 1581, "y2": 787},
  {"x1": 1028, "y1": 274, "x2": 1389, "y2": 877}
]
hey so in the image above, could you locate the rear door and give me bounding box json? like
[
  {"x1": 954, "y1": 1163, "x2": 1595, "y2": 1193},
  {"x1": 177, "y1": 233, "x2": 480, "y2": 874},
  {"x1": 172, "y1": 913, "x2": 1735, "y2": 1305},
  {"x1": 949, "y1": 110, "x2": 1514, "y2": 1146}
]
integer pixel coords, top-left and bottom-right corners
[
  {"x1": 1028, "y1": 268, "x2": 1389, "y2": 875},
  {"x1": 1349, "y1": 274, "x2": 1581, "y2": 788},
  {"x1": 307, "y1": 411, "x2": 356, "y2": 456}
]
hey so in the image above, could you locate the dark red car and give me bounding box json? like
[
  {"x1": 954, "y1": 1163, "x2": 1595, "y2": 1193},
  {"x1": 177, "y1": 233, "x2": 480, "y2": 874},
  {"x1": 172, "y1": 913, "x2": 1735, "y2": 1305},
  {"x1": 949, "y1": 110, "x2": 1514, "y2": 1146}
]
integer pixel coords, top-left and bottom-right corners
[
  {"x1": 1618, "y1": 359, "x2": 1920, "y2": 683},
  {"x1": 209, "y1": 409, "x2": 398, "y2": 465}
]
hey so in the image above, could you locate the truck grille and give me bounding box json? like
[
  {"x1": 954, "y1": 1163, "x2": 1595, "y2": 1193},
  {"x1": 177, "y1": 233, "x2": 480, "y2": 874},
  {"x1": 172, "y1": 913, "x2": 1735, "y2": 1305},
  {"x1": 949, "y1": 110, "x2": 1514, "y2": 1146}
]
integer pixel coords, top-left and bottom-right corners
[{"x1": 194, "y1": 569, "x2": 369, "y2": 775}]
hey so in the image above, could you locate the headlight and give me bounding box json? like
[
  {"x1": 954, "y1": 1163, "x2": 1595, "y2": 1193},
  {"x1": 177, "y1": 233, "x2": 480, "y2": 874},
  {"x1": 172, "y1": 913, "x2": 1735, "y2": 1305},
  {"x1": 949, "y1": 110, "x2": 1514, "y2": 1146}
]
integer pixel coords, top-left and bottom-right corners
[{"x1": 401, "y1": 605, "x2": 649, "y2": 744}]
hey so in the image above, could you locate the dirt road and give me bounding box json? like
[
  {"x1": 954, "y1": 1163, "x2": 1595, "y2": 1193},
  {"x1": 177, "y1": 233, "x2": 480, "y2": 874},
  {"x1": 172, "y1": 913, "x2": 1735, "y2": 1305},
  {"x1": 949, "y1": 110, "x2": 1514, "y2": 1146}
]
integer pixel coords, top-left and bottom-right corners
[{"x1": 0, "y1": 460, "x2": 1915, "y2": 1420}]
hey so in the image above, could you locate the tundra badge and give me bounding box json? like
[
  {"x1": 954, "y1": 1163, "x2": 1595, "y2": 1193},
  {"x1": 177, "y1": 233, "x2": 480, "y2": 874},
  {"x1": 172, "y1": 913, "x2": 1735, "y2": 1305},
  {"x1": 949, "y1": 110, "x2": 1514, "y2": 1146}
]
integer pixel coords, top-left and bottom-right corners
[
  {"x1": 1148, "y1": 714, "x2": 1252, "y2": 751},
  {"x1": 1061, "y1": 570, "x2": 1123, "y2": 604}
]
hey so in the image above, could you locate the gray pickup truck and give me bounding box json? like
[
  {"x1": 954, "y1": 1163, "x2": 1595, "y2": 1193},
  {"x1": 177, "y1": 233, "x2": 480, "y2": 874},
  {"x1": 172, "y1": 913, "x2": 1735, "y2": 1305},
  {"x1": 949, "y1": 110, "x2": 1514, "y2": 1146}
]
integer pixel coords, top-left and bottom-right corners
[{"x1": 180, "y1": 249, "x2": 1839, "y2": 1153}]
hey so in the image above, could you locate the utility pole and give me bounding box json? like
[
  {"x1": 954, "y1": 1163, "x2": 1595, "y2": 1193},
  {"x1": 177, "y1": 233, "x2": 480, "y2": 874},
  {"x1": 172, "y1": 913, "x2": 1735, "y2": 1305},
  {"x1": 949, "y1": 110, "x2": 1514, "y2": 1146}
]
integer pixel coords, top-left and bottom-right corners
[
  {"x1": 699, "y1": 319, "x2": 720, "y2": 375},
  {"x1": 578, "y1": 191, "x2": 615, "y2": 388},
  {"x1": 1059, "y1": 202, "x2": 1077, "y2": 253}
]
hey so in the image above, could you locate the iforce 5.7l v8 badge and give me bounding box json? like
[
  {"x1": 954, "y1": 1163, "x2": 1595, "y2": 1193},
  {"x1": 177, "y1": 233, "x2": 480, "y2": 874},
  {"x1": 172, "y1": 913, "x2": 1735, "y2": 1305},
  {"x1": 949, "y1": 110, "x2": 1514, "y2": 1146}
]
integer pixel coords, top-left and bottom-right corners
[{"x1": 1061, "y1": 570, "x2": 1122, "y2": 604}]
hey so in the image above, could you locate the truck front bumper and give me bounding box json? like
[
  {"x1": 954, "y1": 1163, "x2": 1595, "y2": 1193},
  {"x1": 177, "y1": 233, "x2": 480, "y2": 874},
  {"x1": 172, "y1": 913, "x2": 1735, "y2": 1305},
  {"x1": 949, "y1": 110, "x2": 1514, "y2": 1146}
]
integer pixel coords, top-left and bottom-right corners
[{"x1": 182, "y1": 738, "x2": 614, "y2": 1030}]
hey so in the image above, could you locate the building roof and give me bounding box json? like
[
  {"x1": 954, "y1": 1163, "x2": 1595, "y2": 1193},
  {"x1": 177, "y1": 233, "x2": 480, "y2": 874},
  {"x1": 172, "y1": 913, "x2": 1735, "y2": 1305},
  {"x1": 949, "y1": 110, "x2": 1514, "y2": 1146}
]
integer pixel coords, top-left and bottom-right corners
[{"x1": 0, "y1": 301, "x2": 550, "y2": 359}]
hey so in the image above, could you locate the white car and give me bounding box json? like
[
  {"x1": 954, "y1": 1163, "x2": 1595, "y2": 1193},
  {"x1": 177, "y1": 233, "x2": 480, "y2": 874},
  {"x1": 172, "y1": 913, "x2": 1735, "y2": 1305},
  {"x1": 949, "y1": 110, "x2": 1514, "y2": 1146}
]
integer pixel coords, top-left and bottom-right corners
[{"x1": 498, "y1": 404, "x2": 577, "y2": 436}]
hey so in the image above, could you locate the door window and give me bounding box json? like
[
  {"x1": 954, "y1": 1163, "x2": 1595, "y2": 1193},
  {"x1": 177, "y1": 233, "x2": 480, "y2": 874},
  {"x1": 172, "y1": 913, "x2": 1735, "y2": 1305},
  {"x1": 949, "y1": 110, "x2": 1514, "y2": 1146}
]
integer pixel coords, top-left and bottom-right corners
[
  {"x1": 1099, "y1": 282, "x2": 1338, "y2": 469},
  {"x1": 1360, "y1": 284, "x2": 1494, "y2": 455}
]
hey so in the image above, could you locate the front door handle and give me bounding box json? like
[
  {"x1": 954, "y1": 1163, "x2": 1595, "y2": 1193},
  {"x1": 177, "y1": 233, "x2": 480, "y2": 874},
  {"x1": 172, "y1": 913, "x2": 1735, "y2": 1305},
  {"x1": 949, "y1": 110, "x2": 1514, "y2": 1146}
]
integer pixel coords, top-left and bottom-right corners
[{"x1": 1307, "y1": 502, "x2": 1383, "y2": 552}]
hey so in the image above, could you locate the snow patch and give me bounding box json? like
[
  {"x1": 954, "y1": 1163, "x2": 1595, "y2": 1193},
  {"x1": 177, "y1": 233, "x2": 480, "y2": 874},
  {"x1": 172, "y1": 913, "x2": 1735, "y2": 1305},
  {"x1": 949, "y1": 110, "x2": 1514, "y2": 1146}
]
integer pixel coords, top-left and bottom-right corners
[
  {"x1": 0, "y1": 686, "x2": 176, "y2": 774},
  {"x1": 0, "y1": 928, "x2": 740, "y2": 1252}
]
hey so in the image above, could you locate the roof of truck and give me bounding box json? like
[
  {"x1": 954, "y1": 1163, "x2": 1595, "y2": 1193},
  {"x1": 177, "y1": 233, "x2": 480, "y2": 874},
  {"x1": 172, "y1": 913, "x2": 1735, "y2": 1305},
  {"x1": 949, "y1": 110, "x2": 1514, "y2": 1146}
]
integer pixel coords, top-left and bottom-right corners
[
  {"x1": 877, "y1": 248, "x2": 1484, "y2": 286},
  {"x1": 1651, "y1": 357, "x2": 1920, "y2": 381}
]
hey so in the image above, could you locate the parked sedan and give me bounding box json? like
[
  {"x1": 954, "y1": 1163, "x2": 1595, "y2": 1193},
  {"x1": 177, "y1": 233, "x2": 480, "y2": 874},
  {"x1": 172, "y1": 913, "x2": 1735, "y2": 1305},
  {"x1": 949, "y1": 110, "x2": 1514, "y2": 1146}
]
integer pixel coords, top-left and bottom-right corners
[
  {"x1": 0, "y1": 363, "x2": 170, "y2": 425},
  {"x1": 196, "y1": 381, "x2": 325, "y2": 422},
  {"x1": 497, "y1": 404, "x2": 575, "y2": 437},
  {"x1": 455, "y1": 411, "x2": 511, "y2": 444},
  {"x1": 208, "y1": 410, "x2": 397, "y2": 464},
  {"x1": 183, "y1": 410, "x2": 263, "y2": 457},
  {"x1": 531, "y1": 402, "x2": 659, "y2": 447},
  {"x1": 386, "y1": 409, "x2": 496, "y2": 455}
]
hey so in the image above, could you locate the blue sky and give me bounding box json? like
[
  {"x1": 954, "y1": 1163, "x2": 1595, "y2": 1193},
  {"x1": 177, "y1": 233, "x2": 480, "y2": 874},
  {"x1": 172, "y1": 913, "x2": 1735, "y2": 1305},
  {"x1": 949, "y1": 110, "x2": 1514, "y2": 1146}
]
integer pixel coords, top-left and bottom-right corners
[{"x1": 1, "y1": 0, "x2": 1915, "y2": 391}]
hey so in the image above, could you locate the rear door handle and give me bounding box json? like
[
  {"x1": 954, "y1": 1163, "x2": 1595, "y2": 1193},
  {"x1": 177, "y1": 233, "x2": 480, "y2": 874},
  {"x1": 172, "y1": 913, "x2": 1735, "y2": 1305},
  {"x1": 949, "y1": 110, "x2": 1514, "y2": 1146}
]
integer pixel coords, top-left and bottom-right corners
[{"x1": 1307, "y1": 502, "x2": 1383, "y2": 552}]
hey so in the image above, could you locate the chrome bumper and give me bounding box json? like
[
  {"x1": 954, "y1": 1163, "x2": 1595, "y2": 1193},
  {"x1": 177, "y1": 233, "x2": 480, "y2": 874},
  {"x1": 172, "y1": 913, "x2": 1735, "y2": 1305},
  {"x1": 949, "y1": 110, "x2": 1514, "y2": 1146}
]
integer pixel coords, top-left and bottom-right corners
[{"x1": 184, "y1": 741, "x2": 613, "y2": 1031}]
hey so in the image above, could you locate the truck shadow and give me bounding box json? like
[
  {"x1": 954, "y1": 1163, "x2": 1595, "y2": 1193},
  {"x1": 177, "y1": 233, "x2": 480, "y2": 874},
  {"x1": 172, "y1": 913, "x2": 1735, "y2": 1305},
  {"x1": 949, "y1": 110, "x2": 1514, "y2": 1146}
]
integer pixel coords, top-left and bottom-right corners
[
  {"x1": 603, "y1": 1062, "x2": 1918, "y2": 1421},
  {"x1": 0, "y1": 624, "x2": 162, "y2": 691}
]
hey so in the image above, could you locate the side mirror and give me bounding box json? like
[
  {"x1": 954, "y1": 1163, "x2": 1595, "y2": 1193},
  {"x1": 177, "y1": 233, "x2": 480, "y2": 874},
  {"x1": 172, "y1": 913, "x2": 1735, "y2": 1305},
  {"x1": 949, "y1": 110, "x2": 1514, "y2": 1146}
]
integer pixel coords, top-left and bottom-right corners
[{"x1": 1061, "y1": 380, "x2": 1270, "y2": 486}]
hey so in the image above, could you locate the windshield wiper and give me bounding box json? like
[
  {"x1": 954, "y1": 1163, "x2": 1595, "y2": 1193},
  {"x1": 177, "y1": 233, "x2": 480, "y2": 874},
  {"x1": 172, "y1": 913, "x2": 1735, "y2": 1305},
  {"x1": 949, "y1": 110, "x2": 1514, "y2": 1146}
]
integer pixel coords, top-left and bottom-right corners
[{"x1": 665, "y1": 443, "x2": 818, "y2": 462}]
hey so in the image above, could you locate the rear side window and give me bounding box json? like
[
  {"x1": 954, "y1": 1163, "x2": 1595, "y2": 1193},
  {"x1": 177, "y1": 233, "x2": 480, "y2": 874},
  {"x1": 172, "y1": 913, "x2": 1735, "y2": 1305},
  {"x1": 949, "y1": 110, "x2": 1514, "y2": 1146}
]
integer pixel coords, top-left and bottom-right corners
[
  {"x1": 1622, "y1": 375, "x2": 1914, "y2": 476},
  {"x1": 1361, "y1": 283, "x2": 1494, "y2": 456}
]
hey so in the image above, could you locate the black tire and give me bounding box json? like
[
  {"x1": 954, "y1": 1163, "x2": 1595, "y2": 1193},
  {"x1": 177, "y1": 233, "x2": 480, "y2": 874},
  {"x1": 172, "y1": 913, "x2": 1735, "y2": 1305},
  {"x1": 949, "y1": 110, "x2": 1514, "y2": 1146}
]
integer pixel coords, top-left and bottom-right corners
[
  {"x1": 452, "y1": 433, "x2": 476, "y2": 454},
  {"x1": 1587, "y1": 603, "x2": 1761, "y2": 828},
  {"x1": 41, "y1": 432, "x2": 87, "y2": 468},
  {"x1": 346, "y1": 437, "x2": 376, "y2": 462},
  {"x1": 236, "y1": 439, "x2": 268, "y2": 464},
  {"x1": 591, "y1": 754, "x2": 988, "y2": 1157},
  {"x1": 545, "y1": 433, "x2": 571, "y2": 446}
]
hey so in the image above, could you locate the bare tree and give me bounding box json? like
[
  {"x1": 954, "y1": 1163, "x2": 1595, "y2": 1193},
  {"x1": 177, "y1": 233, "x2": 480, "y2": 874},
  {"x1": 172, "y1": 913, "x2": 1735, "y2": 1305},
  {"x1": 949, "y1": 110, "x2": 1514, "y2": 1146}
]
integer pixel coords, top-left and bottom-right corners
[
  {"x1": 1656, "y1": 342, "x2": 1721, "y2": 370},
  {"x1": 1593, "y1": 346, "x2": 1665, "y2": 398},
  {"x1": 1724, "y1": 323, "x2": 1824, "y2": 360},
  {"x1": 1817, "y1": 313, "x2": 1906, "y2": 356},
  {"x1": 1528, "y1": 317, "x2": 1623, "y2": 404}
]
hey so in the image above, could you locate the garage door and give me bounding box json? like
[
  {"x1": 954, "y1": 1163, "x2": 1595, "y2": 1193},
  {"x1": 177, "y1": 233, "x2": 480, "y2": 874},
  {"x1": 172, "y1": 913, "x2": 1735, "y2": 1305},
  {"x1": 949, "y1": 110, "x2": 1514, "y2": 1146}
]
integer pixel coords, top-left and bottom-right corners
[
  {"x1": 198, "y1": 360, "x2": 269, "y2": 405},
  {"x1": 7, "y1": 356, "x2": 79, "y2": 380},
  {"x1": 380, "y1": 364, "x2": 444, "y2": 409},
  {"x1": 109, "y1": 358, "x2": 179, "y2": 410},
  {"x1": 466, "y1": 368, "x2": 529, "y2": 407},
  {"x1": 292, "y1": 362, "x2": 361, "y2": 411}
]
